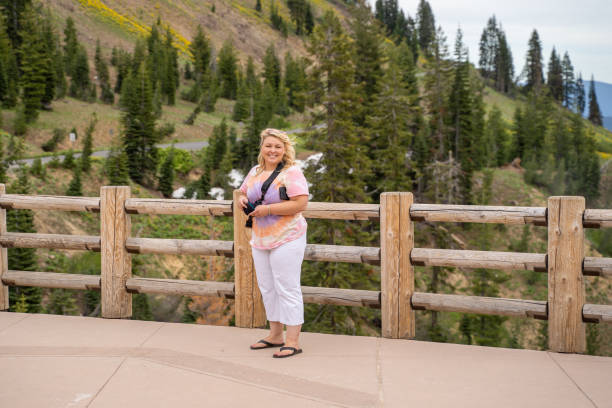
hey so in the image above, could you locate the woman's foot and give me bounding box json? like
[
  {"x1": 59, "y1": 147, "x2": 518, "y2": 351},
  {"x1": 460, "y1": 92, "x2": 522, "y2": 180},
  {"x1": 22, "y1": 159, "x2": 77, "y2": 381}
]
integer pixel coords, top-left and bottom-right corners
[
  {"x1": 273, "y1": 341, "x2": 300, "y2": 357},
  {"x1": 250, "y1": 335, "x2": 284, "y2": 349}
]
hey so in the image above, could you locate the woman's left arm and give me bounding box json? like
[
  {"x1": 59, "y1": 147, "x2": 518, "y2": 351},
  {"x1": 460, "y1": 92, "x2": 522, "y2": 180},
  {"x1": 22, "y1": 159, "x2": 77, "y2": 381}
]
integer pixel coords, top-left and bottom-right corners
[{"x1": 269, "y1": 195, "x2": 308, "y2": 215}]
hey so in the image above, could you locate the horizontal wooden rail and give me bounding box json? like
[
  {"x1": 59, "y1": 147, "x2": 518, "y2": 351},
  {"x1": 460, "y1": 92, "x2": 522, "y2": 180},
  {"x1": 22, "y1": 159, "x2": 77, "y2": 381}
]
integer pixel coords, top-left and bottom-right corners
[
  {"x1": 0, "y1": 233, "x2": 100, "y2": 251},
  {"x1": 583, "y1": 257, "x2": 612, "y2": 278},
  {"x1": 302, "y1": 286, "x2": 380, "y2": 308},
  {"x1": 2, "y1": 270, "x2": 100, "y2": 290},
  {"x1": 302, "y1": 202, "x2": 380, "y2": 220},
  {"x1": 0, "y1": 194, "x2": 100, "y2": 212},
  {"x1": 126, "y1": 277, "x2": 234, "y2": 298},
  {"x1": 583, "y1": 209, "x2": 612, "y2": 228},
  {"x1": 411, "y1": 292, "x2": 548, "y2": 319},
  {"x1": 126, "y1": 238, "x2": 234, "y2": 256},
  {"x1": 583, "y1": 304, "x2": 612, "y2": 323},
  {"x1": 125, "y1": 199, "x2": 232, "y2": 216},
  {"x1": 410, "y1": 204, "x2": 547, "y2": 225},
  {"x1": 411, "y1": 248, "x2": 546, "y2": 271},
  {"x1": 304, "y1": 244, "x2": 380, "y2": 265}
]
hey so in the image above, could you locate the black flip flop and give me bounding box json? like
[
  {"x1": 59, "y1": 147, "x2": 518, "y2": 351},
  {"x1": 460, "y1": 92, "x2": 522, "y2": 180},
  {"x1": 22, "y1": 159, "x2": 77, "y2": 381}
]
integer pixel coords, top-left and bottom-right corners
[
  {"x1": 250, "y1": 339, "x2": 285, "y2": 350},
  {"x1": 273, "y1": 346, "x2": 303, "y2": 358}
]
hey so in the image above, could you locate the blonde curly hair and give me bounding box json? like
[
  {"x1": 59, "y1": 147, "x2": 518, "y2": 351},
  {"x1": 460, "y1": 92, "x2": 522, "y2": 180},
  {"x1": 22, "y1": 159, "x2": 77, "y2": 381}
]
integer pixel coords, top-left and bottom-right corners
[{"x1": 255, "y1": 128, "x2": 296, "y2": 175}]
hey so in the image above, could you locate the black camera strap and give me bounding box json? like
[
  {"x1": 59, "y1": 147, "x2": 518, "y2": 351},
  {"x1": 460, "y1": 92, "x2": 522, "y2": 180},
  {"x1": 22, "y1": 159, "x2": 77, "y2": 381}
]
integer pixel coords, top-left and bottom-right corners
[
  {"x1": 246, "y1": 161, "x2": 285, "y2": 227},
  {"x1": 258, "y1": 161, "x2": 285, "y2": 203}
]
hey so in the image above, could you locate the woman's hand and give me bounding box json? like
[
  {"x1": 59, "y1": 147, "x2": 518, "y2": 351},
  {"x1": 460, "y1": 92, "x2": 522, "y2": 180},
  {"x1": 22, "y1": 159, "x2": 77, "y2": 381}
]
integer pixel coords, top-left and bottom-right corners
[
  {"x1": 249, "y1": 204, "x2": 270, "y2": 218},
  {"x1": 238, "y1": 195, "x2": 248, "y2": 209}
]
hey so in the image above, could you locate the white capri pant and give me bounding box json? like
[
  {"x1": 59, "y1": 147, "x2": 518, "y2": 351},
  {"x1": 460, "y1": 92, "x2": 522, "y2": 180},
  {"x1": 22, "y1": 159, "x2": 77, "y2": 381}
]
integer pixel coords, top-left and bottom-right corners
[{"x1": 251, "y1": 233, "x2": 306, "y2": 326}]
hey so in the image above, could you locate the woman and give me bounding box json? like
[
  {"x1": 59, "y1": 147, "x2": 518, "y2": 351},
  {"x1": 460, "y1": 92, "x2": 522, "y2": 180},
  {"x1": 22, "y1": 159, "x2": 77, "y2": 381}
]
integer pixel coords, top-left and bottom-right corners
[{"x1": 238, "y1": 128, "x2": 309, "y2": 358}]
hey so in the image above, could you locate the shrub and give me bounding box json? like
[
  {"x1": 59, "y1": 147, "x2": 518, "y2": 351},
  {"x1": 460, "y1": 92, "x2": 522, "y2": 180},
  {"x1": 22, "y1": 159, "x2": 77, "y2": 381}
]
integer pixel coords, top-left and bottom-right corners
[{"x1": 42, "y1": 128, "x2": 66, "y2": 152}]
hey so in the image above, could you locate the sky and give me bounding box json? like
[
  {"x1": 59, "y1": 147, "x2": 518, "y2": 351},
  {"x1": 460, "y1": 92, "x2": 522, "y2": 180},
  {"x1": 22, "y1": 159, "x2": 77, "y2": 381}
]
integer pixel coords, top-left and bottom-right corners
[{"x1": 387, "y1": 0, "x2": 612, "y2": 84}]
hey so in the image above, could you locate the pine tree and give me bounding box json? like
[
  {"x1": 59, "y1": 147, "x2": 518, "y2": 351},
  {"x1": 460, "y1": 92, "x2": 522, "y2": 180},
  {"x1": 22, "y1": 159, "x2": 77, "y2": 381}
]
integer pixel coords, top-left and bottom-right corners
[
  {"x1": 194, "y1": 168, "x2": 210, "y2": 200},
  {"x1": 423, "y1": 26, "x2": 452, "y2": 160},
  {"x1": 284, "y1": 53, "x2": 307, "y2": 112},
  {"x1": 486, "y1": 106, "x2": 509, "y2": 166},
  {"x1": 494, "y1": 25, "x2": 514, "y2": 93},
  {"x1": 189, "y1": 25, "x2": 211, "y2": 81},
  {"x1": 575, "y1": 73, "x2": 586, "y2": 115},
  {"x1": 269, "y1": 1, "x2": 287, "y2": 35},
  {"x1": 351, "y1": 3, "x2": 384, "y2": 108},
  {"x1": 47, "y1": 289, "x2": 79, "y2": 315},
  {"x1": 478, "y1": 15, "x2": 498, "y2": 81},
  {"x1": 69, "y1": 45, "x2": 91, "y2": 100},
  {"x1": 447, "y1": 28, "x2": 475, "y2": 203},
  {"x1": 561, "y1": 52, "x2": 575, "y2": 109},
  {"x1": 30, "y1": 157, "x2": 45, "y2": 179},
  {"x1": 287, "y1": 0, "x2": 307, "y2": 35},
  {"x1": 232, "y1": 79, "x2": 250, "y2": 122},
  {"x1": 547, "y1": 48, "x2": 563, "y2": 102},
  {"x1": 7, "y1": 167, "x2": 41, "y2": 313},
  {"x1": 19, "y1": 6, "x2": 48, "y2": 121},
  {"x1": 162, "y1": 28, "x2": 178, "y2": 105},
  {"x1": 417, "y1": 0, "x2": 435, "y2": 54},
  {"x1": 80, "y1": 114, "x2": 96, "y2": 172},
  {"x1": 132, "y1": 293, "x2": 153, "y2": 320},
  {"x1": 62, "y1": 148, "x2": 75, "y2": 169},
  {"x1": 95, "y1": 39, "x2": 114, "y2": 104},
  {"x1": 158, "y1": 147, "x2": 175, "y2": 197},
  {"x1": 1, "y1": 0, "x2": 31, "y2": 53},
  {"x1": 120, "y1": 62, "x2": 159, "y2": 183},
  {"x1": 305, "y1": 2, "x2": 314, "y2": 34},
  {"x1": 113, "y1": 48, "x2": 131, "y2": 94},
  {"x1": 39, "y1": 12, "x2": 57, "y2": 107},
  {"x1": 303, "y1": 11, "x2": 376, "y2": 334},
  {"x1": 105, "y1": 145, "x2": 130, "y2": 185},
  {"x1": 524, "y1": 30, "x2": 544, "y2": 93},
  {"x1": 63, "y1": 16, "x2": 79, "y2": 76},
  {"x1": 510, "y1": 106, "x2": 525, "y2": 160},
  {"x1": 263, "y1": 44, "x2": 281, "y2": 92},
  {"x1": 0, "y1": 15, "x2": 19, "y2": 107},
  {"x1": 217, "y1": 40, "x2": 238, "y2": 99},
  {"x1": 366, "y1": 43, "x2": 416, "y2": 196},
  {"x1": 587, "y1": 76, "x2": 603, "y2": 126},
  {"x1": 478, "y1": 16, "x2": 513, "y2": 93},
  {"x1": 66, "y1": 166, "x2": 83, "y2": 196},
  {"x1": 255, "y1": 0, "x2": 262, "y2": 12}
]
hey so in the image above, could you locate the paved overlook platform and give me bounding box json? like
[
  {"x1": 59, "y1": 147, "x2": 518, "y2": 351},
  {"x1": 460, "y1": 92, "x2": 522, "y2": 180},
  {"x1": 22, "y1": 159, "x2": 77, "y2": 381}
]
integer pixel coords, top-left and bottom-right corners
[{"x1": 1, "y1": 313, "x2": 611, "y2": 408}]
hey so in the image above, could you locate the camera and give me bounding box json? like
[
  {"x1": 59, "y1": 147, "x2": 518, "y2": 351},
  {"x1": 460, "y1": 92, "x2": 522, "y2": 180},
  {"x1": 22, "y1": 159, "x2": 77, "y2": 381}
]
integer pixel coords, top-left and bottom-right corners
[{"x1": 243, "y1": 200, "x2": 259, "y2": 216}]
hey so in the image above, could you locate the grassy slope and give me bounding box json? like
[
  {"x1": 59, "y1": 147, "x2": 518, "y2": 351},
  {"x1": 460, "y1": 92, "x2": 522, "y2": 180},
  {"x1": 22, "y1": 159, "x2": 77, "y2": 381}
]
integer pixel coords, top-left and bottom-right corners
[
  {"x1": 7, "y1": 0, "x2": 339, "y2": 156},
  {"x1": 483, "y1": 85, "x2": 612, "y2": 159}
]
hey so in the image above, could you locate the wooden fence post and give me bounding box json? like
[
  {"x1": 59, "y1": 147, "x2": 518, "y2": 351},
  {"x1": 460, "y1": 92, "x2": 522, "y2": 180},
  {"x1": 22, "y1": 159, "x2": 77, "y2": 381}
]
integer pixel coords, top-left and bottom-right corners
[
  {"x1": 547, "y1": 196, "x2": 586, "y2": 353},
  {"x1": 233, "y1": 190, "x2": 266, "y2": 328},
  {"x1": 100, "y1": 186, "x2": 132, "y2": 318},
  {"x1": 380, "y1": 192, "x2": 415, "y2": 339},
  {"x1": 0, "y1": 184, "x2": 8, "y2": 310}
]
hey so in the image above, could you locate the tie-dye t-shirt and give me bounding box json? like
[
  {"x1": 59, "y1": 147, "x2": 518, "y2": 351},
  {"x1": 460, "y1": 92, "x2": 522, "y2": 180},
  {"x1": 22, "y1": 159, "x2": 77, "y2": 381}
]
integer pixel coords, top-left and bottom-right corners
[{"x1": 239, "y1": 164, "x2": 308, "y2": 250}]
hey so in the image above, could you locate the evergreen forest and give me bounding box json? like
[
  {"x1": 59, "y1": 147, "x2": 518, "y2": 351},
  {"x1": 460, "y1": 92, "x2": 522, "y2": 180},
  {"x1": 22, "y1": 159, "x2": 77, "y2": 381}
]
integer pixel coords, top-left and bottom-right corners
[{"x1": 0, "y1": 0, "x2": 610, "y2": 356}]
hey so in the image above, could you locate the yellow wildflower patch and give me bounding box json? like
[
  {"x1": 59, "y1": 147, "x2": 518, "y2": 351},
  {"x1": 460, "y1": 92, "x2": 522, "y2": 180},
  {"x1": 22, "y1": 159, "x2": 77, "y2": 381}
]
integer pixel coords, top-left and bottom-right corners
[
  {"x1": 76, "y1": 0, "x2": 191, "y2": 56},
  {"x1": 598, "y1": 151, "x2": 611, "y2": 160}
]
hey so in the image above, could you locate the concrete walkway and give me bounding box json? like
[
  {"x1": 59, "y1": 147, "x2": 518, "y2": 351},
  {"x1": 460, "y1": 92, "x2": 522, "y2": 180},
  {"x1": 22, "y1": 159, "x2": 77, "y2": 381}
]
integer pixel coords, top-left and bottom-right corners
[{"x1": 0, "y1": 312, "x2": 610, "y2": 408}]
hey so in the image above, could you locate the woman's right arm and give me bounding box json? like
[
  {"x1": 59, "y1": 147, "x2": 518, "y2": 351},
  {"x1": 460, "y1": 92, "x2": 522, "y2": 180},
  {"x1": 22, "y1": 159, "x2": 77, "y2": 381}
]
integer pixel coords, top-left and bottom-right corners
[{"x1": 238, "y1": 166, "x2": 256, "y2": 208}]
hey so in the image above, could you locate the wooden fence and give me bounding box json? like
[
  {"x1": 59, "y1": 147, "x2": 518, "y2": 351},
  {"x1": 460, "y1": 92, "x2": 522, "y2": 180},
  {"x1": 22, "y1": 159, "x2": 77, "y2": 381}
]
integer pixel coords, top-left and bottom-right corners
[{"x1": 0, "y1": 185, "x2": 610, "y2": 353}]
